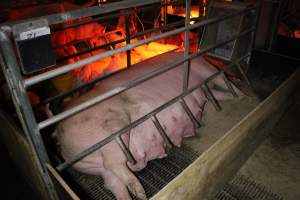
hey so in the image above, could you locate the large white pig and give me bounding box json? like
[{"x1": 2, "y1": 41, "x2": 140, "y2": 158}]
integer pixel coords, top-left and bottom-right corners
[{"x1": 55, "y1": 54, "x2": 242, "y2": 200}]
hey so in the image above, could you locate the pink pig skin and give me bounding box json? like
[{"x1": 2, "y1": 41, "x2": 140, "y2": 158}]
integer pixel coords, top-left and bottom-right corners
[{"x1": 56, "y1": 55, "x2": 241, "y2": 200}]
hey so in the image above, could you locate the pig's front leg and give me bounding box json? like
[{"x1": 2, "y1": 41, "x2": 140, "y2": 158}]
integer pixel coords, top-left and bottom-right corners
[
  {"x1": 101, "y1": 169, "x2": 133, "y2": 200},
  {"x1": 102, "y1": 141, "x2": 147, "y2": 200}
]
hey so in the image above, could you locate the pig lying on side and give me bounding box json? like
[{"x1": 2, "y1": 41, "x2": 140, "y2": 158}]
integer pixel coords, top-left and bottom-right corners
[{"x1": 55, "y1": 54, "x2": 242, "y2": 200}]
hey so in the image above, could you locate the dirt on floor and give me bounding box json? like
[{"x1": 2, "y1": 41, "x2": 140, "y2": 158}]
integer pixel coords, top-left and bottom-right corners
[{"x1": 239, "y1": 91, "x2": 300, "y2": 200}]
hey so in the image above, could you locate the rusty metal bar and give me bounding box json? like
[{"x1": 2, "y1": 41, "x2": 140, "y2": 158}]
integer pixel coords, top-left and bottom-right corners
[
  {"x1": 115, "y1": 135, "x2": 136, "y2": 164},
  {"x1": 151, "y1": 115, "x2": 173, "y2": 149},
  {"x1": 179, "y1": 98, "x2": 201, "y2": 129}
]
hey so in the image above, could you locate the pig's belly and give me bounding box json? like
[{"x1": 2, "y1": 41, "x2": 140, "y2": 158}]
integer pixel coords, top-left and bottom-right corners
[{"x1": 60, "y1": 57, "x2": 208, "y2": 174}]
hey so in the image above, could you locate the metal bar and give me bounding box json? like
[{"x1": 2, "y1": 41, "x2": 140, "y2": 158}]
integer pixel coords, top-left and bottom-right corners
[
  {"x1": 115, "y1": 135, "x2": 136, "y2": 164},
  {"x1": 38, "y1": 28, "x2": 255, "y2": 130},
  {"x1": 0, "y1": 30, "x2": 59, "y2": 199},
  {"x1": 179, "y1": 98, "x2": 201, "y2": 128},
  {"x1": 2, "y1": 0, "x2": 161, "y2": 27},
  {"x1": 163, "y1": 0, "x2": 168, "y2": 26},
  {"x1": 151, "y1": 115, "x2": 173, "y2": 149},
  {"x1": 57, "y1": 38, "x2": 125, "y2": 63},
  {"x1": 51, "y1": 1, "x2": 187, "y2": 32},
  {"x1": 183, "y1": 0, "x2": 191, "y2": 92},
  {"x1": 220, "y1": 71, "x2": 238, "y2": 98},
  {"x1": 24, "y1": 5, "x2": 257, "y2": 87},
  {"x1": 56, "y1": 77, "x2": 207, "y2": 171},
  {"x1": 57, "y1": 19, "x2": 189, "y2": 63},
  {"x1": 202, "y1": 84, "x2": 222, "y2": 111},
  {"x1": 55, "y1": 52, "x2": 253, "y2": 172},
  {"x1": 236, "y1": 63, "x2": 251, "y2": 85},
  {"x1": 125, "y1": 12, "x2": 131, "y2": 68},
  {"x1": 46, "y1": 163, "x2": 80, "y2": 200}
]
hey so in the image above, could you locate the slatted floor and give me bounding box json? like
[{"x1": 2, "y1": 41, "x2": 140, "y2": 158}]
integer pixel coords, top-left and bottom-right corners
[{"x1": 68, "y1": 145, "x2": 282, "y2": 200}]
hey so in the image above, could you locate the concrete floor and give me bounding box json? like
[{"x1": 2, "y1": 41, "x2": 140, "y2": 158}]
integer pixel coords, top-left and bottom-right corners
[{"x1": 238, "y1": 91, "x2": 300, "y2": 200}]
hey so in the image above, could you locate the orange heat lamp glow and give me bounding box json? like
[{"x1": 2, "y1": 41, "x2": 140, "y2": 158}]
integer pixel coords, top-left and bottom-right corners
[
  {"x1": 51, "y1": 18, "x2": 179, "y2": 90},
  {"x1": 167, "y1": 6, "x2": 200, "y2": 18}
]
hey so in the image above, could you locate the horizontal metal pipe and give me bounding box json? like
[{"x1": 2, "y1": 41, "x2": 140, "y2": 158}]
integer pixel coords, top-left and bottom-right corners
[
  {"x1": 57, "y1": 38, "x2": 125, "y2": 63},
  {"x1": 24, "y1": 5, "x2": 256, "y2": 88},
  {"x1": 52, "y1": 1, "x2": 183, "y2": 32},
  {"x1": 2, "y1": 0, "x2": 161, "y2": 27},
  {"x1": 39, "y1": 48, "x2": 180, "y2": 107},
  {"x1": 57, "y1": 19, "x2": 189, "y2": 63},
  {"x1": 38, "y1": 28, "x2": 255, "y2": 130}
]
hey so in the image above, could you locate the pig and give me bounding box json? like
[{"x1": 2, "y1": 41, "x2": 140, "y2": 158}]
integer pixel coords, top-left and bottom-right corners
[{"x1": 55, "y1": 54, "x2": 243, "y2": 200}]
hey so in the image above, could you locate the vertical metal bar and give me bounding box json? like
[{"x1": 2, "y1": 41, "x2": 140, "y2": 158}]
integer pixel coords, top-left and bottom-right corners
[
  {"x1": 115, "y1": 135, "x2": 136, "y2": 164},
  {"x1": 125, "y1": 11, "x2": 131, "y2": 68},
  {"x1": 202, "y1": 84, "x2": 222, "y2": 111},
  {"x1": 247, "y1": 1, "x2": 261, "y2": 69},
  {"x1": 163, "y1": 0, "x2": 168, "y2": 26},
  {"x1": 179, "y1": 98, "x2": 201, "y2": 128},
  {"x1": 230, "y1": 12, "x2": 245, "y2": 60},
  {"x1": 0, "y1": 30, "x2": 59, "y2": 199},
  {"x1": 151, "y1": 115, "x2": 173, "y2": 149},
  {"x1": 236, "y1": 62, "x2": 251, "y2": 85},
  {"x1": 220, "y1": 71, "x2": 238, "y2": 98},
  {"x1": 183, "y1": 0, "x2": 191, "y2": 91}
]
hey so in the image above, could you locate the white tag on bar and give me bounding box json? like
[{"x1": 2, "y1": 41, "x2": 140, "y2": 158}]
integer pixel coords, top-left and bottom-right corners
[{"x1": 19, "y1": 27, "x2": 50, "y2": 40}]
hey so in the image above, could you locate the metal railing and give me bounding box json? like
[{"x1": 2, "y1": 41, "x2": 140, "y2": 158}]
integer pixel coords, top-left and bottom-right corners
[{"x1": 0, "y1": 0, "x2": 260, "y2": 199}]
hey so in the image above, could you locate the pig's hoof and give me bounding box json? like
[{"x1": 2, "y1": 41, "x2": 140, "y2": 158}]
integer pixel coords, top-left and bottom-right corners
[{"x1": 127, "y1": 181, "x2": 147, "y2": 200}]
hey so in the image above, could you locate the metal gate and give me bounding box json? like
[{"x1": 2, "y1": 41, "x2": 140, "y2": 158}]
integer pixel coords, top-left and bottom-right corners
[{"x1": 0, "y1": 0, "x2": 260, "y2": 199}]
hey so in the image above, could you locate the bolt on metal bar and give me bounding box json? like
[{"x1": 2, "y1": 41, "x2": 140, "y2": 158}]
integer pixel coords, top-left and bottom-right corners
[
  {"x1": 183, "y1": 0, "x2": 191, "y2": 92},
  {"x1": 179, "y1": 98, "x2": 201, "y2": 128},
  {"x1": 220, "y1": 71, "x2": 238, "y2": 98},
  {"x1": 24, "y1": 5, "x2": 256, "y2": 88},
  {"x1": 38, "y1": 28, "x2": 255, "y2": 130},
  {"x1": 56, "y1": 77, "x2": 207, "y2": 171},
  {"x1": 115, "y1": 135, "x2": 136, "y2": 164},
  {"x1": 151, "y1": 115, "x2": 173, "y2": 149}
]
